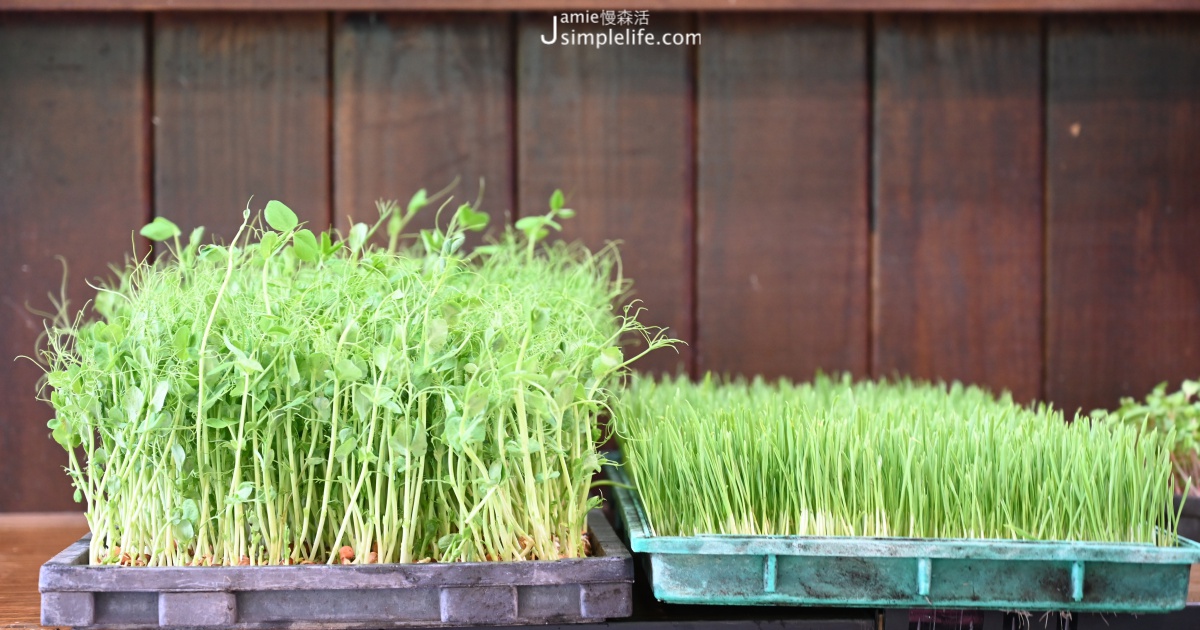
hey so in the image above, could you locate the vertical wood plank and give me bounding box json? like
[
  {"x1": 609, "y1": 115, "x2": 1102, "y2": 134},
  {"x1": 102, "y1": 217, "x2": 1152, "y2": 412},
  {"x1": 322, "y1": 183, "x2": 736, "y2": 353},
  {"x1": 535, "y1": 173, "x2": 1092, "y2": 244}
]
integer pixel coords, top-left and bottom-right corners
[
  {"x1": 1047, "y1": 16, "x2": 1200, "y2": 413},
  {"x1": 334, "y1": 13, "x2": 512, "y2": 237},
  {"x1": 155, "y1": 12, "x2": 329, "y2": 242},
  {"x1": 0, "y1": 14, "x2": 147, "y2": 512},
  {"x1": 697, "y1": 14, "x2": 868, "y2": 381},
  {"x1": 874, "y1": 15, "x2": 1043, "y2": 401},
  {"x1": 517, "y1": 14, "x2": 694, "y2": 374}
]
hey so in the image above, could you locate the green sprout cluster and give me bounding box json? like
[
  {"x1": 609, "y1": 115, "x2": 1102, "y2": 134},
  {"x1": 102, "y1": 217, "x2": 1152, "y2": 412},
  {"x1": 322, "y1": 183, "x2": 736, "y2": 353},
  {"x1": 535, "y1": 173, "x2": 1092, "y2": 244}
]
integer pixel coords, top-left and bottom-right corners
[
  {"x1": 1097, "y1": 379, "x2": 1200, "y2": 497},
  {"x1": 615, "y1": 373, "x2": 1179, "y2": 545},
  {"x1": 40, "y1": 190, "x2": 673, "y2": 566}
]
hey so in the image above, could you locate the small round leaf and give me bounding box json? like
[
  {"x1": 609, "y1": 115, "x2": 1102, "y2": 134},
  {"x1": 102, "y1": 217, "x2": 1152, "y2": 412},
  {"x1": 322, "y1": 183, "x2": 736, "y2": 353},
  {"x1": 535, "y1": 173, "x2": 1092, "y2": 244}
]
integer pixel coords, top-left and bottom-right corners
[
  {"x1": 264, "y1": 200, "x2": 299, "y2": 233},
  {"x1": 140, "y1": 217, "x2": 181, "y2": 242}
]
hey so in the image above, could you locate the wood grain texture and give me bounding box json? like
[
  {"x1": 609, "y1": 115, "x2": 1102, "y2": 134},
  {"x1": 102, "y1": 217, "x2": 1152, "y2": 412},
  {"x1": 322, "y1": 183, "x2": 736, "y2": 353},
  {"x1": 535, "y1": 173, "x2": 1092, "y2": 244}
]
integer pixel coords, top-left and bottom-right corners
[
  {"x1": 0, "y1": 513, "x2": 89, "y2": 625},
  {"x1": 6, "y1": 0, "x2": 1200, "y2": 12},
  {"x1": 155, "y1": 12, "x2": 330, "y2": 243},
  {"x1": 1046, "y1": 16, "x2": 1200, "y2": 414},
  {"x1": 1194, "y1": 564, "x2": 1200, "y2": 607},
  {"x1": 696, "y1": 14, "x2": 868, "y2": 381},
  {"x1": 873, "y1": 14, "x2": 1043, "y2": 402},
  {"x1": 333, "y1": 12, "x2": 512, "y2": 240},
  {"x1": 517, "y1": 13, "x2": 693, "y2": 375},
  {"x1": 0, "y1": 14, "x2": 147, "y2": 513}
]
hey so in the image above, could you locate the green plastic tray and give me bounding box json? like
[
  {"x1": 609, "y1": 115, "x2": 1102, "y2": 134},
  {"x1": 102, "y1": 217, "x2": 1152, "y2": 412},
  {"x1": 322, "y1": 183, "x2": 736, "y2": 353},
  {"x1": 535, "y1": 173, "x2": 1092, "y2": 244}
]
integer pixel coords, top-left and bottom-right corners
[{"x1": 608, "y1": 463, "x2": 1200, "y2": 613}]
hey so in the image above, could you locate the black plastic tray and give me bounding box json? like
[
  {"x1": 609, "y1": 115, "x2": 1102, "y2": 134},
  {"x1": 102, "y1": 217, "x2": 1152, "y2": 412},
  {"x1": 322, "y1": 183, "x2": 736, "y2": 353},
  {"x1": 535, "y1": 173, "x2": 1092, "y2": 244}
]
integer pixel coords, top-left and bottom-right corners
[{"x1": 40, "y1": 510, "x2": 632, "y2": 628}]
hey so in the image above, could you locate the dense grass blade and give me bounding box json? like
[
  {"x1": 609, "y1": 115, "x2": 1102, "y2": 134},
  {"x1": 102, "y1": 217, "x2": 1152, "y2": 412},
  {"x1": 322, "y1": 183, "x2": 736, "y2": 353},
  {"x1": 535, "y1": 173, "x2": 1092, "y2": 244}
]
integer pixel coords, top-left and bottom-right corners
[{"x1": 614, "y1": 374, "x2": 1178, "y2": 545}]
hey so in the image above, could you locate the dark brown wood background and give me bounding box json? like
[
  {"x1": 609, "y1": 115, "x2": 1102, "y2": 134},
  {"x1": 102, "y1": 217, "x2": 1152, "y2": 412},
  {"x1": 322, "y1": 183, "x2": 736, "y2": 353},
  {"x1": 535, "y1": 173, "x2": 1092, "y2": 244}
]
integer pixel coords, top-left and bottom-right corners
[{"x1": 2, "y1": 11, "x2": 1199, "y2": 511}]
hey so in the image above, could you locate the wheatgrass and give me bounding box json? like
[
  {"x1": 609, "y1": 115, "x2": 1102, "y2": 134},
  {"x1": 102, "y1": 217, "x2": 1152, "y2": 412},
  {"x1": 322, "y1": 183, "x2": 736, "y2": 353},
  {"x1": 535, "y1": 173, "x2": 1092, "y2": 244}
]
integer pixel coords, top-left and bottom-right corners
[{"x1": 614, "y1": 373, "x2": 1179, "y2": 545}]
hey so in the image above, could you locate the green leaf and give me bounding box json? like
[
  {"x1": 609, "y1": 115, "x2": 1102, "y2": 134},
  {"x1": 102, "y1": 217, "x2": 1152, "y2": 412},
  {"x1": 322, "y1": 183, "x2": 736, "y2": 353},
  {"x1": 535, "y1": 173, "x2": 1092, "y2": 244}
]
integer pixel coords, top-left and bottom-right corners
[
  {"x1": 463, "y1": 390, "x2": 489, "y2": 419},
  {"x1": 172, "y1": 326, "x2": 191, "y2": 357},
  {"x1": 287, "y1": 353, "x2": 301, "y2": 387},
  {"x1": 372, "y1": 346, "x2": 391, "y2": 372},
  {"x1": 334, "y1": 358, "x2": 364, "y2": 382},
  {"x1": 591, "y1": 346, "x2": 624, "y2": 375},
  {"x1": 353, "y1": 385, "x2": 373, "y2": 420},
  {"x1": 199, "y1": 244, "x2": 227, "y2": 262},
  {"x1": 171, "y1": 443, "x2": 186, "y2": 472},
  {"x1": 182, "y1": 499, "x2": 199, "y2": 522},
  {"x1": 335, "y1": 438, "x2": 357, "y2": 460},
  {"x1": 149, "y1": 381, "x2": 169, "y2": 414},
  {"x1": 348, "y1": 222, "x2": 368, "y2": 253},
  {"x1": 389, "y1": 428, "x2": 407, "y2": 455},
  {"x1": 206, "y1": 417, "x2": 237, "y2": 430},
  {"x1": 293, "y1": 229, "x2": 319, "y2": 262},
  {"x1": 514, "y1": 216, "x2": 542, "y2": 232},
  {"x1": 140, "y1": 217, "x2": 181, "y2": 242},
  {"x1": 407, "y1": 188, "x2": 428, "y2": 214},
  {"x1": 308, "y1": 354, "x2": 331, "y2": 379},
  {"x1": 48, "y1": 418, "x2": 75, "y2": 449},
  {"x1": 443, "y1": 414, "x2": 485, "y2": 452},
  {"x1": 445, "y1": 232, "x2": 465, "y2": 255},
  {"x1": 426, "y1": 318, "x2": 449, "y2": 353},
  {"x1": 124, "y1": 386, "x2": 145, "y2": 424},
  {"x1": 420, "y1": 229, "x2": 444, "y2": 255},
  {"x1": 172, "y1": 520, "x2": 195, "y2": 541},
  {"x1": 320, "y1": 230, "x2": 342, "y2": 256},
  {"x1": 188, "y1": 226, "x2": 206, "y2": 250},
  {"x1": 234, "y1": 356, "x2": 264, "y2": 373},
  {"x1": 222, "y1": 336, "x2": 249, "y2": 361},
  {"x1": 264, "y1": 200, "x2": 299, "y2": 233},
  {"x1": 549, "y1": 189, "x2": 565, "y2": 212},
  {"x1": 141, "y1": 411, "x2": 171, "y2": 432},
  {"x1": 235, "y1": 482, "x2": 254, "y2": 501},
  {"x1": 455, "y1": 204, "x2": 490, "y2": 232},
  {"x1": 260, "y1": 231, "x2": 280, "y2": 258},
  {"x1": 530, "y1": 308, "x2": 549, "y2": 334},
  {"x1": 557, "y1": 207, "x2": 576, "y2": 219},
  {"x1": 409, "y1": 429, "x2": 428, "y2": 458}
]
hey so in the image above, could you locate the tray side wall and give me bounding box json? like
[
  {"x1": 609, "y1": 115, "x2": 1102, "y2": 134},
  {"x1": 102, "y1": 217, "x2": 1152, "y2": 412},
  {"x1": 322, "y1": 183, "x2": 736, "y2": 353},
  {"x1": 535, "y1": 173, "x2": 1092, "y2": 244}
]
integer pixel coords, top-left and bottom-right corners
[{"x1": 40, "y1": 509, "x2": 632, "y2": 627}]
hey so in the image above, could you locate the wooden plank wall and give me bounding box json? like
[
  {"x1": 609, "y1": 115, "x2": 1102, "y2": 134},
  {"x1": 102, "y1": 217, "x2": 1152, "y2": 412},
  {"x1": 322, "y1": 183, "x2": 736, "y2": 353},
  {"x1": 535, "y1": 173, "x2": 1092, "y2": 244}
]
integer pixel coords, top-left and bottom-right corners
[
  {"x1": 697, "y1": 14, "x2": 869, "y2": 382},
  {"x1": 1, "y1": 13, "x2": 149, "y2": 513},
  {"x1": 2, "y1": 11, "x2": 1199, "y2": 510}
]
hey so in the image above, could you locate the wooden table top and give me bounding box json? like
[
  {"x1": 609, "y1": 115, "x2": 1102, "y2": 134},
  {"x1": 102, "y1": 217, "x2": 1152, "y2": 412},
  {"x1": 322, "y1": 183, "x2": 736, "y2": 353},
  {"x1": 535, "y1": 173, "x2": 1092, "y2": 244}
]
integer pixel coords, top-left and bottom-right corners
[
  {"x1": 3, "y1": 513, "x2": 1199, "y2": 628},
  {"x1": 1, "y1": 513, "x2": 89, "y2": 628}
]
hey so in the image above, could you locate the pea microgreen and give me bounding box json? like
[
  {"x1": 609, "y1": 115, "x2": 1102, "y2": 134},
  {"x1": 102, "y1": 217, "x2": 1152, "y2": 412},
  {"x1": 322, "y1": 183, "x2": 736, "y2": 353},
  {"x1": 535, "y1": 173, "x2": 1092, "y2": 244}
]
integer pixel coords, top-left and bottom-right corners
[
  {"x1": 1095, "y1": 379, "x2": 1200, "y2": 497},
  {"x1": 39, "y1": 190, "x2": 675, "y2": 567}
]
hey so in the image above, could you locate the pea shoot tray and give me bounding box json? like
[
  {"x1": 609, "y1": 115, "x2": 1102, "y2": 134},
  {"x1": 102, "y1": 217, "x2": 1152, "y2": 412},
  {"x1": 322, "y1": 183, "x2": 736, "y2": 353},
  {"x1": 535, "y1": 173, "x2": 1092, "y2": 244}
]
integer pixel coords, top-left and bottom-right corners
[
  {"x1": 608, "y1": 466, "x2": 1200, "y2": 614},
  {"x1": 40, "y1": 510, "x2": 632, "y2": 628}
]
